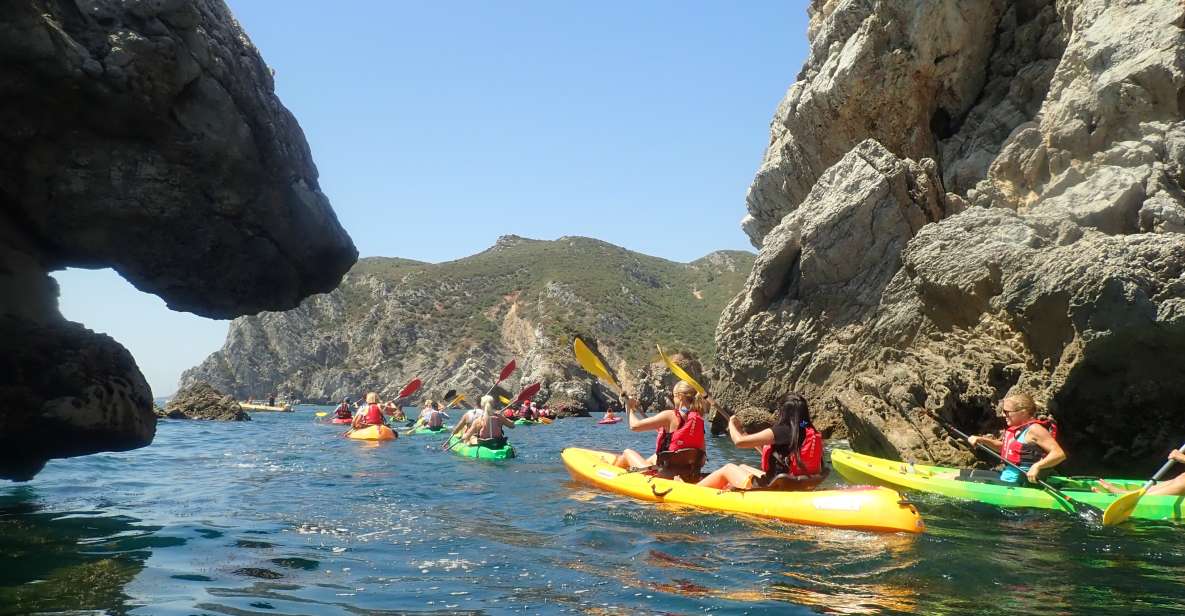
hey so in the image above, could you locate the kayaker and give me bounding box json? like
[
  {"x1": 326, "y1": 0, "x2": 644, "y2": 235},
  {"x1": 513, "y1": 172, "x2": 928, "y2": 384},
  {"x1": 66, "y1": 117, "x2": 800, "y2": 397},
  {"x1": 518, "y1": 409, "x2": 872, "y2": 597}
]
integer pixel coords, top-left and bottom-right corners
[
  {"x1": 447, "y1": 403, "x2": 482, "y2": 439},
  {"x1": 612, "y1": 381, "x2": 708, "y2": 479},
  {"x1": 383, "y1": 399, "x2": 406, "y2": 421},
  {"x1": 420, "y1": 401, "x2": 449, "y2": 429},
  {"x1": 1096, "y1": 449, "x2": 1185, "y2": 497},
  {"x1": 603, "y1": 406, "x2": 618, "y2": 422},
  {"x1": 333, "y1": 398, "x2": 353, "y2": 421},
  {"x1": 696, "y1": 393, "x2": 824, "y2": 490},
  {"x1": 461, "y1": 395, "x2": 515, "y2": 446},
  {"x1": 352, "y1": 392, "x2": 387, "y2": 430},
  {"x1": 960, "y1": 393, "x2": 1065, "y2": 485}
]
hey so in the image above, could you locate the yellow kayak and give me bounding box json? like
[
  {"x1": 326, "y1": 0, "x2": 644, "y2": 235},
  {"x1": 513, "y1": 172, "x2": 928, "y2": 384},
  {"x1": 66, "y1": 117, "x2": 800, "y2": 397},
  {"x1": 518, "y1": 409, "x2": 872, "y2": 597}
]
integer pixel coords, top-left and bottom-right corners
[
  {"x1": 346, "y1": 425, "x2": 397, "y2": 441},
  {"x1": 561, "y1": 448, "x2": 924, "y2": 533},
  {"x1": 240, "y1": 402, "x2": 292, "y2": 412}
]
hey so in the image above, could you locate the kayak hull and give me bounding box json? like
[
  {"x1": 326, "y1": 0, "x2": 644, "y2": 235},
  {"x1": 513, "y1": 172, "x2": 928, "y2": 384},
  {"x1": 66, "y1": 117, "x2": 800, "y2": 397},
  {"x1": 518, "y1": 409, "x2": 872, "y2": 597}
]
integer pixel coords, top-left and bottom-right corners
[
  {"x1": 241, "y1": 403, "x2": 292, "y2": 412},
  {"x1": 562, "y1": 448, "x2": 923, "y2": 533},
  {"x1": 346, "y1": 425, "x2": 397, "y2": 441},
  {"x1": 597, "y1": 418, "x2": 620, "y2": 425},
  {"x1": 408, "y1": 426, "x2": 449, "y2": 436},
  {"x1": 330, "y1": 417, "x2": 352, "y2": 425},
  {"x1": 514, "y1": 419, "x2": 540, "y2": 426},
  {"x1": 447, "y1": 436, "x2": 515, "y2": 460},
  {"x1": 831, "y1": 449, "x2": 1185, "y2": 521}
]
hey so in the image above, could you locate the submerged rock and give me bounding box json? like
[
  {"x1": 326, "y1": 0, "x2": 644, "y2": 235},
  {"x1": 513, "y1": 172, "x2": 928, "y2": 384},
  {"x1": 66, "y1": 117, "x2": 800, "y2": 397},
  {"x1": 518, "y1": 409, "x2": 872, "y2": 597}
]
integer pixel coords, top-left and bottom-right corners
[
  {"x1": 0, "y1": 1, "x2": 355, "y2": 479},
  {"x1": 716, "y1": 0, "x2": 1185, "y2": 472},
  {"x1": 161, "y1": 382, "x2": 249, "y2": 422}
]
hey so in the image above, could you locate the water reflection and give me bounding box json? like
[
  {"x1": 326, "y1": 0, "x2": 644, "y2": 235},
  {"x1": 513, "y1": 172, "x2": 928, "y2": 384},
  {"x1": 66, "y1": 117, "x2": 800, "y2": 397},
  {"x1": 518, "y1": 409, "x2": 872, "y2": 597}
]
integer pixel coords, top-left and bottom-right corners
[{"x1": 0, "y1": 486, "x2": 157, "y2": 615}]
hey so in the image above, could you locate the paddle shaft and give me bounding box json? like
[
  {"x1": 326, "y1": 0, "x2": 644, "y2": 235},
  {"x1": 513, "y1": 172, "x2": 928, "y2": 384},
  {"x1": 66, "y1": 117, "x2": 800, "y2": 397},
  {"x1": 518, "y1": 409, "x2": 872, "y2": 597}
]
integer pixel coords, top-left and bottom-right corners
[
  {"x1": 926, "y1": 411, "x2": 1086, "y2": 508},
  {"x1": 1142, "y1": 442, "x2": 1185, "y2": 489}
]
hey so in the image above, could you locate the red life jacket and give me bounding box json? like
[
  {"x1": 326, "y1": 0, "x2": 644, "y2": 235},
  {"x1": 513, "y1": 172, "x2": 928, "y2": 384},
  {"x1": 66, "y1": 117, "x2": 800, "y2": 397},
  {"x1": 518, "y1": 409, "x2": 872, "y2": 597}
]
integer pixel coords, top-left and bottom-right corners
[
  {"x1": 760, "y1": 426, "x2": 822, "y2": 476},
  {"x1": 654, "y1": 408, "x2": 705, "y2": 454},
  {"x1": 362, "y1": 403, "x2": 383, "y2": 426},
  {"x1": 334, "y1": 403, "x2": 352, "y2": 419},
  {"x1": 1001, "y1": 418, "x2": 1057, "y2": 467}
]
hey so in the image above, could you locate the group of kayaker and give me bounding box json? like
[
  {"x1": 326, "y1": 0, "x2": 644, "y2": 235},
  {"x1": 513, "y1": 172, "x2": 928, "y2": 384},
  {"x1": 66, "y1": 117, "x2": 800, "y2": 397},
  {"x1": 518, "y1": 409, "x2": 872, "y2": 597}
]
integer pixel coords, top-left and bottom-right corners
[
  {"x1": 501, "y1": 400, "x2": 554, "y2": 421},
  {"x1": 598, "y1": 383, "x2": 1185, "y2": 501}
]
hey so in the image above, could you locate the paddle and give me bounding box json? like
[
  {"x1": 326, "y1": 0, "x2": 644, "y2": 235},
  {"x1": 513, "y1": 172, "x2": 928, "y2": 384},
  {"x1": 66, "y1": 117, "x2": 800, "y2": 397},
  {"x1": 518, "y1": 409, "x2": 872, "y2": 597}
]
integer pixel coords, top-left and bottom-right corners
[
  {"x1": 573, "y1": 336, "x2": 639, "y2": 419},
  {"x1": 444, "y1": 382, "x2": 540, "y2": 451},
  {"x1": 924, "y1": 410, "x2": 1102, "y2": 523},
  {"x1": 1102, "y1": 441, "x2": 1185, "y2": 526},
  {"x1": 656, "y1": 344, "x2": 732, "y2": 422},
  {"x1": 499, "y1": 395, "x2": 512, "y2": 405},
  {"x1": 483, "y1": 360, "x2": 517, "y2": 398}
]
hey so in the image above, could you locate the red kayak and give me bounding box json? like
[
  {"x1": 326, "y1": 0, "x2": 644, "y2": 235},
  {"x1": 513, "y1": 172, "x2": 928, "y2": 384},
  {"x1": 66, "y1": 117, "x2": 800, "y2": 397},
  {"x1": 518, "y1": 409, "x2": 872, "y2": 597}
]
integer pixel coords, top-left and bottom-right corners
[
  {"x1": 597, "y1": 417, "x2": 620, "y2": 425},
  {"x1": 331, "y1": 417, "x2": 352, "y2": 425}
]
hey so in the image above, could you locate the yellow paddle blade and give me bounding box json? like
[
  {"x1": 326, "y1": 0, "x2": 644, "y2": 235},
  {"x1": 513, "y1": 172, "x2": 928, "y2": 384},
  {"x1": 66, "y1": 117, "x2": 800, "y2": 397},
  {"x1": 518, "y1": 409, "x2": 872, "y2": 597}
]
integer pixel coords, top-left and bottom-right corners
[
  {"x1": 573, "y1": 337, "x2": 619, "y2": 391},
  {"x1": 1102, "y1": 487, "x2": 1147, "y2": 526},
  {"x1": 657, "y1": 344, "x2": 705, "y2": 396},
  {"x1": 314, "y1": 412, "x2": 328, "y2": 417},
  {"x1": 499, "y1": 396, "x2": 511, "y2": 405}
]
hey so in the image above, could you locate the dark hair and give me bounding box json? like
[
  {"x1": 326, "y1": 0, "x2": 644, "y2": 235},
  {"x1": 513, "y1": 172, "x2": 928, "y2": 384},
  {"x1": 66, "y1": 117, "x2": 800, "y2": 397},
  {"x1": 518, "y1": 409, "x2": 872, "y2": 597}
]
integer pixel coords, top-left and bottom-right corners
[{"x1": 774, "y1": 393, "x2": 813, "y2": 467}]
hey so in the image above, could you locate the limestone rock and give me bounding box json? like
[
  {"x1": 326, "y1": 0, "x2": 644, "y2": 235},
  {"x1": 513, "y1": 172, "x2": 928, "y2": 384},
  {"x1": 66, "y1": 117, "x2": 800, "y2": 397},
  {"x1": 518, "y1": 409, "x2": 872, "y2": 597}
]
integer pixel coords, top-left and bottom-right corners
[
  {"x1": 718, "y1": 0, "x2": 1185, "y2": 472},
  {"x1": 163, "y1": 382, "x2": 249, "y2": 421},
  {"x1": 181, "y1": 238, "x2": 753, "y2": 417},
  {"x1": 0, "y1": 1, "x2": 355, "y2": 479}
]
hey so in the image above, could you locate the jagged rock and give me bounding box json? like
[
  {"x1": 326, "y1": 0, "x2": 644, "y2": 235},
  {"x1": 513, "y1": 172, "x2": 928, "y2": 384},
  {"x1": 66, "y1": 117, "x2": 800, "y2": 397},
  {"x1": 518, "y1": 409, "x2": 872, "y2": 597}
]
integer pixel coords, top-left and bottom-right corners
[
  {"x1": 163, "y1": 382, "x2": 249, "y2": 421},
  {"x1": 716, "y1": 0, "x2": 1185, "y2": 473},
  {"x1": 630, "y1": 352, "x2": 705, "y2": 412},
  {"x1": 181, "y1": 237, "x2": 753, "y2": 416},
  {"x1": 0, "y1": 1, "x2": 355, "y2": 479},
  {"x1": 733, "y1": 407, "x2": 775, "y2": 435}
]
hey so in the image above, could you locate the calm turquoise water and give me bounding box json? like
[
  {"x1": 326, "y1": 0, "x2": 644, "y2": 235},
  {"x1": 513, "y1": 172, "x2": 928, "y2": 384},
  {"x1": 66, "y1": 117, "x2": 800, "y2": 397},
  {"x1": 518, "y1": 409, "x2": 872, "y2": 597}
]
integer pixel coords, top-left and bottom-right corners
[{"x1": 3, "y1": 407, "x2": 1184, "y2": 615}]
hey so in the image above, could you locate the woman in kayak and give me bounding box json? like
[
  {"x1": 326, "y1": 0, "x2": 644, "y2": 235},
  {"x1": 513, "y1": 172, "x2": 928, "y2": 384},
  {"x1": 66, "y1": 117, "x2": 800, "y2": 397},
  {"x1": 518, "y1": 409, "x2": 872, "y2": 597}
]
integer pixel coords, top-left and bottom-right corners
[
  {"x1": 959, "y1": 393, "x2": 1066, "y2": 485},
  {"x1": 352, "y1": 392, "x2": 387, "y2": 430},
  {"x1": 612, "y1": 380, "x2": 707, "y2": 472},
  {"x1": 461, "y1": 395, "x2": 515, "y2": 445},
  {"x1": 419, "y1": 401, "x2": 449, "y2": 430},
  {"x1": 332, "y1": 398, "x2": 353, "y2": 421},
  {"x1": 696, "y1": 392, "x2": 823, "y2": 490},
  {"x1": 384, "y1": 398, "x2": 406, "y2": 422},
  {"x1": 1096, "y1": 449, "x2": 1185, "y2": 496}
]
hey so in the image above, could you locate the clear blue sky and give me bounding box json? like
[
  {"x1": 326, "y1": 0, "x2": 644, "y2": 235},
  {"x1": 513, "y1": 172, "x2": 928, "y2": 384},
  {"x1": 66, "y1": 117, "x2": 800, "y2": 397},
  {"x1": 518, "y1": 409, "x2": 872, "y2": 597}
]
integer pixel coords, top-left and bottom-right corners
[{"x1": 55, "y1": 2, "x2": 810, "y2": 396}]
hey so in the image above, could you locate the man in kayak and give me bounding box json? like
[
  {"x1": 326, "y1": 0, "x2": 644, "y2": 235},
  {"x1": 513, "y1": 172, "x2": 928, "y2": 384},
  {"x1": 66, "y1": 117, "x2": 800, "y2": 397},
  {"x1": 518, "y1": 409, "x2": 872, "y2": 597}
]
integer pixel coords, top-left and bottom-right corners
[
  {"x1": 696, "y1": 393, "x2": 824, "y2": 490},
  {"x1": 960, "y1": 393, "x2": 1066, "y2": 485},
  {"x1": 411, "y1": 400, "x2": 448, "y2": 431},
  {"x1": 333, "y1": 398, "x2": 353, "y2": 421},
  {"x1": 384, "y1": 398, "x2": 406, "y2": 422},
  {"x1": 461, "y1": 395, "x2": 515, "y2": 446},
  {"x1": 352, "y1": 392, "x2": 387, "y2": 430},
  {"x1": 1096, "y1": 449, "x2": 1185, "y2": 496},
  {"x1": 612, "y1": 381, "x2": 708, "y2": 480}
]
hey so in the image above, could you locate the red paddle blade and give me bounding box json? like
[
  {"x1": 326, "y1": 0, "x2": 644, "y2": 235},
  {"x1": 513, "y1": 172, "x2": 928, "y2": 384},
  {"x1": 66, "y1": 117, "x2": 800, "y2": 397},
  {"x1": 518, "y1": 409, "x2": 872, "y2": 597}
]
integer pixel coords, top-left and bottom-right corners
[
  {"x1": 512, "y1": 382, "x2": 541, "y2": 406},
  {"x1": 398, "y1": 378, "x2": 422, "y2": 399},
  {"x1": 497, "y1": 360, "x2": 517, "y2": 383}
]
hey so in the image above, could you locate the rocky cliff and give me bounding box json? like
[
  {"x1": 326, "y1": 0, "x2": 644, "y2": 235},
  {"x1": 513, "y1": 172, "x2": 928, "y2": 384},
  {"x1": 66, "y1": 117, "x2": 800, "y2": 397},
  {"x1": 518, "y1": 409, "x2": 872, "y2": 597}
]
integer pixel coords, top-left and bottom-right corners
[
  {"x1": 716, "y1": 0, "x2": 1185, "y2": 473},
  {"x1": 182, "y1": 236, "x2": 753, "y2": 414},
  {"x1": 0, "y1": 1, "x2": 356, "y2": 480}
]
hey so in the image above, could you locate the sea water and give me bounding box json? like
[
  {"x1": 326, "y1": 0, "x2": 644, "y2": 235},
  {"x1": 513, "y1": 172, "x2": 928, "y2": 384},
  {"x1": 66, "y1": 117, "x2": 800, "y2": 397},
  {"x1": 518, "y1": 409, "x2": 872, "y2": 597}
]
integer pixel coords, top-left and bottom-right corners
[{"x1": 2, "y1": 408, "x2": 1183, "y2": 615}]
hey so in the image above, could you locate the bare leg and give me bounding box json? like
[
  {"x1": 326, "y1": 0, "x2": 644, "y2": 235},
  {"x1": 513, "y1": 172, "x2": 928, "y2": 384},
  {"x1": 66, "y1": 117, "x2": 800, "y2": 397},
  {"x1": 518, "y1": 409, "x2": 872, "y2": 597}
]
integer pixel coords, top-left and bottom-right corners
[
  {"x1": 696, "y1": 464, "x2": 757, "y2": 490},
  {"x1": 613, "y1": 449, "x2": 650, "y2": 470},
  {"x1": 1147, "y1": 473, "x2": 1185, "y2": 497},
  {"x1": 1093, "y1": 478, "x2": 1128, "y2": 494}
]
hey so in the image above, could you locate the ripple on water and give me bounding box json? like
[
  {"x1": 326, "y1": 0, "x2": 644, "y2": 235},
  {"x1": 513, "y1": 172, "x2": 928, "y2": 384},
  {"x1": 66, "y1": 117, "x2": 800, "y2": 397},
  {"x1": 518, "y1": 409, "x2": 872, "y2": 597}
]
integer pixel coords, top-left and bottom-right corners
[{"x1": 2, "y1": 411, "x2": 1184, "y2": 615}]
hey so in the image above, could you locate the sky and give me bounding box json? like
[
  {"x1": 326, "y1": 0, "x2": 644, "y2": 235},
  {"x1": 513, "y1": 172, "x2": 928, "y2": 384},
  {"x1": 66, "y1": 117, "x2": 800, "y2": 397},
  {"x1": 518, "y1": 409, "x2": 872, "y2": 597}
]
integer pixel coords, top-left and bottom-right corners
[{"x1": 54, "y1": 2, "x2": 810, "y2": 396}]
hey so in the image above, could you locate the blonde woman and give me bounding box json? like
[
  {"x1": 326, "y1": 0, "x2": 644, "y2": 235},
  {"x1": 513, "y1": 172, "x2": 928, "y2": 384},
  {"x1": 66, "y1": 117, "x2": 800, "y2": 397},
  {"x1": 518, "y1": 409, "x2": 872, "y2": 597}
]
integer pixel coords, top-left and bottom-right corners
[
  {"x1": 612, "y1": 381, "x2": 707, "y2": 472},
  {"x1": 461, "y1": 395, "x2": 515, "y2": 446},
  {"x1": 352, "y1": 392, "x2": 386, "y2": 430}
]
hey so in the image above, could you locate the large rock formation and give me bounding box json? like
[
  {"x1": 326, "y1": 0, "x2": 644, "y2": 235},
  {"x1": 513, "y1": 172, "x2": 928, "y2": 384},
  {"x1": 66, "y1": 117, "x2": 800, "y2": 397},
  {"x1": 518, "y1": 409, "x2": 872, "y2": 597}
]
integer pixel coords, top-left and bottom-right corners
[
  {"x1": 182, "y1": 237, "x2": 752, "y2": 415},
  {"x1": 716, "y1": 0, "x2": 1185, "y2": 473},
  {"x1": 0, "y1": 1, "x2": 356, "y2": 479},
  {"x1": 160, "y1": 382, "x2": 249, "y2": 421}
]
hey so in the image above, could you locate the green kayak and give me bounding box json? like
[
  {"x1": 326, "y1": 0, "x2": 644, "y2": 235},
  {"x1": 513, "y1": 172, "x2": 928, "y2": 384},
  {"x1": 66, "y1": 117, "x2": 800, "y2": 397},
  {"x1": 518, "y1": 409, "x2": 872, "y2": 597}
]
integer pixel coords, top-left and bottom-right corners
[
  {"x1": 446, "y1": 436, "x2": 516, "y2": 460},
  {"x1": 832, "y1": 449, "x2": 1184, "y2": 521},
  {"x1": 514, "y1": 419, "x2": 540, "y2": 426},
  {"x1": 407, "y1": 425, "x2": 449, "y2": 437}
]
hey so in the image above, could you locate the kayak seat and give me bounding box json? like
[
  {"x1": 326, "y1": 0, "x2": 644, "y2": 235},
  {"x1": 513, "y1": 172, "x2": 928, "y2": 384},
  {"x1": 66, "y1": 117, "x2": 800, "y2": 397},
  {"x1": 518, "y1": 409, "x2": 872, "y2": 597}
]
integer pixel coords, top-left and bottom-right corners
[
  {"x1": 749, "y1": 468, "x2": 830, "y2": 492},
  {"x1": 654, "y1": 448, "x2": 706, "y2": 483},
  {"x1": 477, "y1": 436, "x2": 508, "y2": 449}
]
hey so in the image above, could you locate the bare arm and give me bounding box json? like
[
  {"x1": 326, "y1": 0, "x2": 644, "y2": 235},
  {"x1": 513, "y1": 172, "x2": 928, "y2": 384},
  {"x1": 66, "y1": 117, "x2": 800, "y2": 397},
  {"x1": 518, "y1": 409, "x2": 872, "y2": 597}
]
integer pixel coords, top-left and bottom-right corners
[
  {"x1": 498, "y1": 415, "x2": 515, "y2": 429},
  {"x1": 728, "y1": 416, "x2": 776, "y2": 449},
  {"x1": 1025, "y1": 424, "x2": 1066, "y2": 476},
  {"x1": 629, "y1": 408, "x2": 675, "y2": 433},
  {"x1": 969, "y1": 435, "x2": 1003, "y2": 452},
  {"x1": 462, "y1": 417, "x2": 482, "y2": 442}
]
